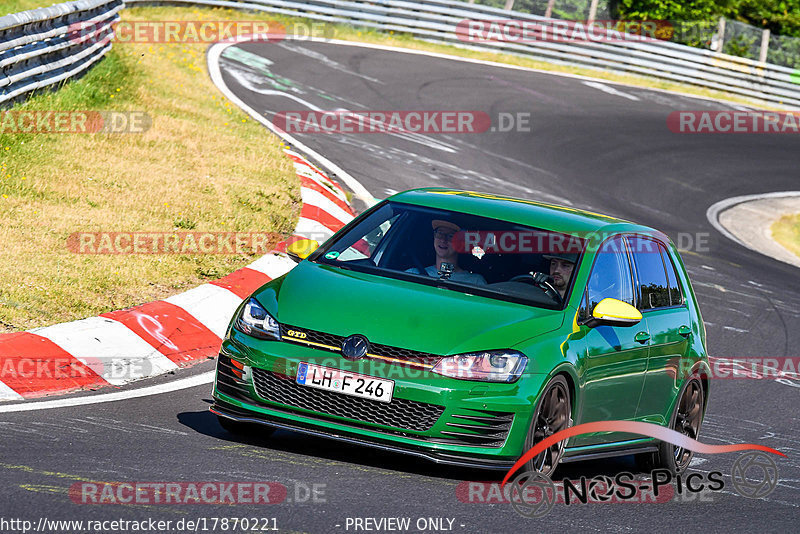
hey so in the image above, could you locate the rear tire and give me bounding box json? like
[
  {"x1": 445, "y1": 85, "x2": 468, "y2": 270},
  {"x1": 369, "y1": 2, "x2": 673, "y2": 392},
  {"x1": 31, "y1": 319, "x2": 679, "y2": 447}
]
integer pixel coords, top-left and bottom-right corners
[
  {"x1": 647, "y1": 376, "x2": 705, "y2": 474},
  {"x1": 217, "y1": 415, "x2": 275, "y2": 438},
  {"x1": 523, "y1": 375, "x2": 572, "y2": 476}
]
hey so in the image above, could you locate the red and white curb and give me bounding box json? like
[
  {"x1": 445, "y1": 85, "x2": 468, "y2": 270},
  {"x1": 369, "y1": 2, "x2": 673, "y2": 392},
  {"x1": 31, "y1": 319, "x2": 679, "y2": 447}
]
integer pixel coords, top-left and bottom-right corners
[{"x1": 0, "y1": 149, "x2": 355, "y2": 401}]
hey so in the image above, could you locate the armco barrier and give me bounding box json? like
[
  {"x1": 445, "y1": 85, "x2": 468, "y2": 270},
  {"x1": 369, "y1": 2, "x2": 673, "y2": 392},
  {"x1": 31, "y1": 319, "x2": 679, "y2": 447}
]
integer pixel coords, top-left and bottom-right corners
[
  {"x1": 4, "y1": 0, "x2": 800, "y2": 109},
  {"x1": 124, "y1": 0, "x2": 800, "y2": 107},
  {"x1": 0, "y1": 0, "x2": 123, "y2": 106}
]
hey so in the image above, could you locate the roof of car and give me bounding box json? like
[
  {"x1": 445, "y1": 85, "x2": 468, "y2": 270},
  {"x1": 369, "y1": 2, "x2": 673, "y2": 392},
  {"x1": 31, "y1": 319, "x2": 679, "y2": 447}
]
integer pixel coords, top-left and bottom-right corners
[{"x1": 388, "y1": 188, "x2": 657, "y2": 237}]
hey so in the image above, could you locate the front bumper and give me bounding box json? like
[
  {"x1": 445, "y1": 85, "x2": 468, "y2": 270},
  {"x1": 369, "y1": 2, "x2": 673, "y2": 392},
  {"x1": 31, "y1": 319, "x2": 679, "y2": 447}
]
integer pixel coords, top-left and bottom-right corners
[
  {"x1": 211, "y1": 400, "x2": 515, "y2": 470},
  {"x1": 212, "y1": 330, "x2": 542, "y2": 470}
]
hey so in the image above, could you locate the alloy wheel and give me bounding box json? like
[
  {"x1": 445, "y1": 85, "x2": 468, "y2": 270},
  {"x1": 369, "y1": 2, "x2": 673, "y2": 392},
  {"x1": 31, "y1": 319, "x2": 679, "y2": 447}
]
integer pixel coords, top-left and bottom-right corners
[
  {"x1": 527, "y1": 377, "x2": 571, "y2": 475},
  {"x1": 672, "y1": 379, "x2": 704, "y2": 471}
]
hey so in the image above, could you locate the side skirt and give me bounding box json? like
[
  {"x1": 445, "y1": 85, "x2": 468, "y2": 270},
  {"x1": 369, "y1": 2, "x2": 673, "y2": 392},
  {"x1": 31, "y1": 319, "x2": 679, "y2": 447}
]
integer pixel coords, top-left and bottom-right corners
[{"x1": 561, "y1": 439, "x2": 658, "y2": 463}]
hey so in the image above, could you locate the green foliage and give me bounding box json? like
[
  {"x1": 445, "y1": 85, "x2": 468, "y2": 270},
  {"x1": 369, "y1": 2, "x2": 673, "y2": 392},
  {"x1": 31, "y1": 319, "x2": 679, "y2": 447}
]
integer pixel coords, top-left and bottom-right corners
[
  {"x1": 612, "y1": 0, "x2": 800, "y2": 59},
  {"x1": 612, "y1": 0, "x2": 723, "y2": 21},
  {"x1": 767, "y1": 37, "x2": 800, "y2": 68},
  {"x1": 725, "y1": 0, "x2": 800, "y2": 38},
  {"x1": 611, "y1": 0, "x2": 723, "y2": 47},
  {"x1": 723, "y1": 30, "x2": 759, "y2": 57},
  {"x1": 613, "y1": 0, "x2": 800, "y2": 37}
]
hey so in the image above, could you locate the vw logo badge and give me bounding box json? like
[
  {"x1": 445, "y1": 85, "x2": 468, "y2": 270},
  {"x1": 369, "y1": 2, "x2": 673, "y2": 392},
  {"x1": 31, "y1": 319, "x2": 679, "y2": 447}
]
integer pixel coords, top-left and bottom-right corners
[{"x1": 341, "y1": 335, "x2": 369, "y2": 361}]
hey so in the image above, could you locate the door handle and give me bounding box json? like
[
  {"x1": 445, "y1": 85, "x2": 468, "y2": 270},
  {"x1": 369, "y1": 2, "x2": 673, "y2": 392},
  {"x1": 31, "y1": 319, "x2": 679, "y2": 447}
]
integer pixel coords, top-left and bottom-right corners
[
  {"x1": 678, "y1": 325, "x2": 692, "y2": 338},
  {"x1": 634, "y1": 331, "x2": 651, "y2": 344}
]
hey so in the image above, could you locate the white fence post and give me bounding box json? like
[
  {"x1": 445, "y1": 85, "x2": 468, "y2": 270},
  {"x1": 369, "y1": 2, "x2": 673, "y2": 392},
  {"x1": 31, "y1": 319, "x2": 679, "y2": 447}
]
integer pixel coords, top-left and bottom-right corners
[
  {"x1": 544, "y1": 0, "x2": 555, "y2": 19},
  {"x1": 504, "y1": 0, "x2": 515, "y2": 11},
  {"x1": 716, "y1": 16, "x2": 726, "y2": 52},
  {"x1": 588, "y1": 0, "x2": 599, "y2": 24},
  {"x1": 759, "y1": 28, "x2": 771, "y2": 63}
]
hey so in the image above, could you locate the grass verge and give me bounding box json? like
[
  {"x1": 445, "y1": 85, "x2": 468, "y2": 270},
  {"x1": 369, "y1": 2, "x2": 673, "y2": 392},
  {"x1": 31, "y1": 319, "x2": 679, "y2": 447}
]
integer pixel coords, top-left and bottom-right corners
[
  {"x1": 771, "y1": 213, "x2": 800, "y2": 260},
  {"x1": 0, "y1": 8, "x2": 300, "y2": 332}
]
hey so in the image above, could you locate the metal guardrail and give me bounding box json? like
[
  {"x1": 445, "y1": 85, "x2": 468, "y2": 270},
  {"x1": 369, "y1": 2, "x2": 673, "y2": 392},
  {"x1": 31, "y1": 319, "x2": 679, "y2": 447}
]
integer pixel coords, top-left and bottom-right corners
[
  {"x1": 4, "y1": 0, "x2": 799, "y2": 107},
  {"x1": 0, "y1": 0, "x2": 122, "y2": 107},
  {"x1": 125, "y1": 0, "x2": 800, "y2": 107}
]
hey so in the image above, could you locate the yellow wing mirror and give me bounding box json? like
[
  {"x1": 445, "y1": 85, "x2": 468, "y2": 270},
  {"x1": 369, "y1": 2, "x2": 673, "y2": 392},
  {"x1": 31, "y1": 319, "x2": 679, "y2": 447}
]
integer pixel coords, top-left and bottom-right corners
[
  {"x1": 585, "y1": 298, "x2": 642, "y2": 328},
  {"x1": 286, "y1": 239, "x2": 319, "y2": 263}
]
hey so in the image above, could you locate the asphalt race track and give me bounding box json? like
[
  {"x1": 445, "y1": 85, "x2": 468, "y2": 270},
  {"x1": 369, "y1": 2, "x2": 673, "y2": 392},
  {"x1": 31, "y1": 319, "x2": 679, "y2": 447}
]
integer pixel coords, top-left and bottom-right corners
[{"x1": 2, "y1": 40, "x2": 799, "y2": 533}]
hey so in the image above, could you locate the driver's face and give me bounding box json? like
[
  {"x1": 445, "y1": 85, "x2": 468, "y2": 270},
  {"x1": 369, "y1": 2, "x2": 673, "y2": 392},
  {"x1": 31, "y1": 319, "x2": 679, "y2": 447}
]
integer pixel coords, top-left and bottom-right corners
[
  {"x1": 550, "y1": 258, "x2": 574, "y2": 289},
  {"x1": 433, "y1": 227, "x2": 456, "y2": 259}
]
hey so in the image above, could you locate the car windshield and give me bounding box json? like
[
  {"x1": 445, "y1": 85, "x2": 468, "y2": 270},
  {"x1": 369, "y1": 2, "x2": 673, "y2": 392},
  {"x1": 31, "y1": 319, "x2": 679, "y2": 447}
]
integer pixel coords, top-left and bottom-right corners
[{"x1": 310, "y1": 200, "x2": 586, "y2": 309}]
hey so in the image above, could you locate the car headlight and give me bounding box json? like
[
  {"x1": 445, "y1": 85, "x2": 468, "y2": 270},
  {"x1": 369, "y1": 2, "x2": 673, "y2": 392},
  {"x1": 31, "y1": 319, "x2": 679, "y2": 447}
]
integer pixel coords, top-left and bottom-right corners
[
  {"x1": 431, "y1": 350, "x2": 527, "y2": 382},
  {"x1": 234, "y1": 298, "x2": 280, "y2": 340}
]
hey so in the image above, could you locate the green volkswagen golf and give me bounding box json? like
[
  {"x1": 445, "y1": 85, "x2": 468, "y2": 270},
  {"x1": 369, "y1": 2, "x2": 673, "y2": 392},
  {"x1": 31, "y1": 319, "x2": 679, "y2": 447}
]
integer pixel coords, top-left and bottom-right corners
[{"x1": 211, "y1": 189, "x2": 710, "y2": 475}]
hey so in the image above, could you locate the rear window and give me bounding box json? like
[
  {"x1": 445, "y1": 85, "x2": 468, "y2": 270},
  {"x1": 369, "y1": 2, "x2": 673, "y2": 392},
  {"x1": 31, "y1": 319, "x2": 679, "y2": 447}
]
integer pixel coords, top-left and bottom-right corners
[
  {"x1": 661, "y1": 245, "x2": 685, "y2": 306},
  {"x1": 629, "y1": 236, "x2": 671, "y2": 310}
]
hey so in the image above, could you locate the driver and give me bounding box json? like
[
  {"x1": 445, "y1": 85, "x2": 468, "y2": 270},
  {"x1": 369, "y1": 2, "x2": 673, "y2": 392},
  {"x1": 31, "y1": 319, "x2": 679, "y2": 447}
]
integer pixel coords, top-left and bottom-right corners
[
  {"x1": 407, "y1": 220, "x2": 487, "y2": 285},
  {"x1": 542, "y1": 252, "x2": 577, "y2": 299}
]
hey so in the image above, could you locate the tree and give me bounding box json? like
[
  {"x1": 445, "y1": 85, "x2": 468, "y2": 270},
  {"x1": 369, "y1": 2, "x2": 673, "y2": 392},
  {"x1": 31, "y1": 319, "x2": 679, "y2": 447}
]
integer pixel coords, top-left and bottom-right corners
[
  {"x1": 611, "y1": 0, "x2": 727, "y2": 46},
  {"x1": 725, "y1": 0, "x2": 800, "y2": 37}
]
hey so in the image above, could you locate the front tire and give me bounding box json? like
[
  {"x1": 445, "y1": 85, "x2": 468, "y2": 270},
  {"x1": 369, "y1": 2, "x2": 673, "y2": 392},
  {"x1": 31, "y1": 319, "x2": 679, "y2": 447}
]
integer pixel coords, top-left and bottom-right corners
[{"x1": 523, "y1": 375, "x2": 572, "y2": 476}]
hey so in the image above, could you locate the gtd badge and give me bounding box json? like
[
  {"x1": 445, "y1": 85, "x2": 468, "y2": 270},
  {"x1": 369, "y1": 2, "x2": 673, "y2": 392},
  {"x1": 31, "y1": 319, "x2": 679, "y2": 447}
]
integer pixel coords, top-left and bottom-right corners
[
  {"x1": 287, "y1": 329, "x2": 307, "y2": 339},
  {"x1": 341, "y1": 335, "x2": 369, "y2": 361}
]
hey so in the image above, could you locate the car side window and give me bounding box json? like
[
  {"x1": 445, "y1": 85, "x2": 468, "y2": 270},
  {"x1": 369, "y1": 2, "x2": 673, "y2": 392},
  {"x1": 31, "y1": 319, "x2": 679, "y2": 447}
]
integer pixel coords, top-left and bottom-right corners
[
  {"x1": 629, "y1": 236, "x2": 670, "y2": 310},
  {"x1": 660, "y1": 245, "x2": 685, "y2": 306},
  {"x1": 587, "y1": 236, "x2": 635, "y2": 312}
]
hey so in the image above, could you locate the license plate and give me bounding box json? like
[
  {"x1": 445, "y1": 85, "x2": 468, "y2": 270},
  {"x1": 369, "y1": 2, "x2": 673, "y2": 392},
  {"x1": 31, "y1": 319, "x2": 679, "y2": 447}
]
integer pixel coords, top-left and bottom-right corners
[{"x1": 296, "y1": 363, "x2": 394, "y2": 403}]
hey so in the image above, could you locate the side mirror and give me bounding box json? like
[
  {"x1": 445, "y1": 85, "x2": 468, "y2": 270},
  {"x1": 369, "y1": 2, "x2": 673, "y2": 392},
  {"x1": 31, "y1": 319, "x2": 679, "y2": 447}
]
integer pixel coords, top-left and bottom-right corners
[
  {"x1": 286, "y1": 239, "x2": 319, "y2": 263},
  {"x1": 584, "y1": 298, "x2": 642, "y2": 328}
]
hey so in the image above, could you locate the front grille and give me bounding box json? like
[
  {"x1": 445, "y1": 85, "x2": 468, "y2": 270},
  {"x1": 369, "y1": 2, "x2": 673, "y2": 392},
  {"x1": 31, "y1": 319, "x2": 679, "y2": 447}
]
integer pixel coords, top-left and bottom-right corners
[
  {"x1": 279, "y1": 324, "x2": 441, "y2": 367},
  {"x1": 428, "y1": 410, "x2": 515, "y2": 448},
  {"x1": 281, "y1": 324, "x2": 343, "y2": 350},
  {"x1": 369, "y1": 341, "x2": 441, "y2": 367},
  {"x1": 215, "y1": 354, "x2": 250, "y2": 401},
  {"x1": 251, "y1": 368, "x2": 444, "y2": 432}
]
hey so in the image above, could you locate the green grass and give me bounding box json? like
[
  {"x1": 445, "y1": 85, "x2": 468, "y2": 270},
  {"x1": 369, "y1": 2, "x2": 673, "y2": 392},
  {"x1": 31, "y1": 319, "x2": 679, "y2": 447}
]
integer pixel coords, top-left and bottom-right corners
[
  {"x1": 0, "y1": 8, "x2": 301, "y2": 331},
  {"x1": 771, "y1": 213, "x2": 800, "y2": 259}
]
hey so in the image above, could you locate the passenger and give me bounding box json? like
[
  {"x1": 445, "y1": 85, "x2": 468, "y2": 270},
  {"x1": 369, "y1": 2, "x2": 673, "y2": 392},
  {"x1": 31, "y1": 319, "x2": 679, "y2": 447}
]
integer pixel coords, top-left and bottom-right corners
[{"x1": 407, "y1": 220, "x2": 487, "y2": 285}]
